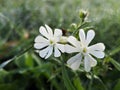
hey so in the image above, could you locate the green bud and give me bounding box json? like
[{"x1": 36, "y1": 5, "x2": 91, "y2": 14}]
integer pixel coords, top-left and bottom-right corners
[
  {"x1": 59, "y1": 36, "x2": 68, "y2": 44},
  {"x1": 79, "y1": 9, "x2": 88, "y2": 19},
  {"x1": 71, "y1": 23, "x2": 77, "y2": 29}
]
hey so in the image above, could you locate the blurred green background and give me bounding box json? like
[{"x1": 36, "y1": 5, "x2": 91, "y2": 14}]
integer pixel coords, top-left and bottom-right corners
[{"x1": 0, "y1": 0, "x2": 120, "y2": 90}]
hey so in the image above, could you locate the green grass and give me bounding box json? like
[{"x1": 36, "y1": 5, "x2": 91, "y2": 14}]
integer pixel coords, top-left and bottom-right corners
[{"x1": 0, "y1": 0, "x2": 120, "y2": 90}]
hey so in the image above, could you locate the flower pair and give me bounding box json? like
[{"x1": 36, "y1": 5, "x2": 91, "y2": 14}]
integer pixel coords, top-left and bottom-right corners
[{"x1": 34, "y1": 25, "x2": 105, "y2": 72}]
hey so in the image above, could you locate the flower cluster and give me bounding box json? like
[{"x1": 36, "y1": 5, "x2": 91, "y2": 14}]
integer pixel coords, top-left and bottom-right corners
[{"x1": 34, "y1": 24, "x2": 105, "y2": 72}]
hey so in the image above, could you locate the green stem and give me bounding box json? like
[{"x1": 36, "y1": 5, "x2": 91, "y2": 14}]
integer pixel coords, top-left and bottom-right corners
[
  {"x1": 88, "y1": 72, "x2": 93, "y2": 90},
  {"x1": 109, "y1": 45, "x2": 120, "y2": 56},
  {"x1": 72, "y1": 22, "x2": 88, "y2": 35}
]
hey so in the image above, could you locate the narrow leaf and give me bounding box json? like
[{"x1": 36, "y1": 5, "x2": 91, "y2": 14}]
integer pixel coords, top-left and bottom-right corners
[
  {"x1": 0, "y1": 58, "x2": 14, "y2": 69},
  {"x1": 114, "y1": 79, "x2": 120, "y2": 90},
  {"x1": 62, "y1": 64, "x2": 75, "y2": 90},
  {"x1": 25, "y1": 53, "x2": 34, "y2": 67},
  {"x1": 109, "y1": 57, "x2": 120, "y2": 71},
  {"x1": 73, "y1": 76, "x2": 84, "y2": 90}
]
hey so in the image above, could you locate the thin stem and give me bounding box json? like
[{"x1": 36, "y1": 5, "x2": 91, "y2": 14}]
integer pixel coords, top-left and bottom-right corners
[
  {"x1": 96, "y1": 76, "x2": 108, "y2": 90},
  {"x1": 109, "y1": 45, "x2": 120, "y2": 56},
  {"x1": 52, "y1": 57, "x2": 61, "y2": 64},
  {"x1": 88, "y1": 72, "x2": 93, "y2": 90},
  {"x1": 72, "y1": 22, "x2": 87, "y2": 36}
]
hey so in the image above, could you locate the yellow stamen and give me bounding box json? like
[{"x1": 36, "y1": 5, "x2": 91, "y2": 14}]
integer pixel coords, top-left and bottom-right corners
[{"x1": 83, "y1": 48, "x2": 87, "y2": 53}]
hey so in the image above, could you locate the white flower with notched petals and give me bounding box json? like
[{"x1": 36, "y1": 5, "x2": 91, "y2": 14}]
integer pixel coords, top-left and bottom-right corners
[
  {"x1": 34, "y1": 24, "x2": 65, "y2": 59},
  {"x1": 66, "y1": 29, "x2": 105, "y2": 72}
]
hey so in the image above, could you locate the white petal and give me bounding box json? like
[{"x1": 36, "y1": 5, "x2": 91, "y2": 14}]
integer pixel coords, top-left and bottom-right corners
[
  {"x1": 54, "y1": 29, "x2": 62, "y2": 37},
  {"x1": 86, "y1": 30, "x2": 95, "y2": 46},
  {"x1": 79, "y1": 29, "x2": 86, "y2": 44},
  {"x1": 39, "y1": 26, "x2": 49, "y2": 39},
  {"x1": 88, "y1": 43, "x2": 105, "y2": 52},
  {"x1": 45, "y1": 46, "x2": 53, "y2": 59},
  {"x1": 34, "y1": 35, "x2": 48, "y2": 43},
  {"x1": 56, "y1": 44, "x2": 65, "y2": 53},
  {"x1": 89, "y1": 51, "x2": 105, "y2": 58},
  {"x1": 84, "y1": 55, "x2": 91, "y2": 72},
  {"x1": 67, "y1": 36, "x2": 80, "y2": 47},
  {"x1": 87, "y1": 54, "x2": 97, "y2": 67},
  {"x1": 45, "y1": 24, "x2": 53, "y2": 37},
  {"x1": 34, "y1": 43, "x2": 49, "y2": 49},
  {"x1": 54, "y1": 47, "x2": 61, "y2": 57},
  {"x1": 65, "y1": 44, "x2": 79, "y2": 53},
  {"x1": 39, "y1": 46, "x2": 51, "y2": 58},
  {"x1": 67, "y1": 53, "x2": 82, "y2": 70}
]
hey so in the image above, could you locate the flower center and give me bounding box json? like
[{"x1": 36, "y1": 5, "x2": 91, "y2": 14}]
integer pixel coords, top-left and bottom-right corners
[
  {"x1": 81, "y1": 46, "x2": 88, "y2": 55},
  {"x1": 49, "y1": 38, "x2": 56, "y2": 45},
  {"x1": 83, "y1": 47, "x2": 87, "y2": 53},
  {"x1": 80, "y1": 43, "x2": 88, "y2": 54}
]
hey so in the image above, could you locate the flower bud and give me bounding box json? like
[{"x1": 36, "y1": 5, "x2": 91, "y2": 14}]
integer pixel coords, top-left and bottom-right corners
[
  {"x1": 71, "y1": 23, "x2": 77, "y2": 29},
  {"x1": 60, "y1": 36, "x2": 68, "y2": 44},
  {"x1": 79, "y1": 9, "x2": 88, "y2": 20}
]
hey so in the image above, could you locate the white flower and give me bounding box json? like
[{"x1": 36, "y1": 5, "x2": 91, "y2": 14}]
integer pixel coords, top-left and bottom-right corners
[
  {"x1": 66, "y1": 29, "x2": 105, "y2": 72},
  {"x1": 34, "y1": 24, "x2": 65, "y2": 59}
]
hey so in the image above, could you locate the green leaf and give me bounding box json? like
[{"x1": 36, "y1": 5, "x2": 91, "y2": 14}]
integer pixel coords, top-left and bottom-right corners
[
  {"x1": 0, "y1": 69, "x2": 8, "y2": 83},
  {"x1": 15, "y1": 52, "x2": 34, "y2": 68},
  {"x1": 32, "y1": 53, "x2": 41, "y2": 65},
  {"x1": 15, "y1": 54, "x2": 26, "y2": 68},
  {"x1": 25, "y1": 53, "x2": 34, "y2": 67},
  {"x1": 73, "y1": 76, "x2": 84, "y2": 90},
  {"x1": 109, "y1": 57, "x2": 120, "y2": 71},
  {"x1": 0, "y1": 84, "x2": 17, "y2": 90},
  {"x1": 62, "y1": 64, "x2": 75, "y2": 90},
  {"x1": 114, "y1": 79, "x2": 120, "y2": 90}
]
